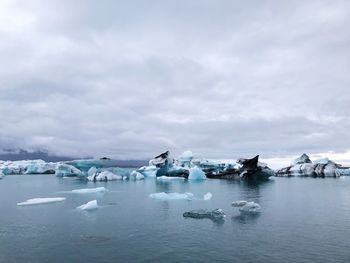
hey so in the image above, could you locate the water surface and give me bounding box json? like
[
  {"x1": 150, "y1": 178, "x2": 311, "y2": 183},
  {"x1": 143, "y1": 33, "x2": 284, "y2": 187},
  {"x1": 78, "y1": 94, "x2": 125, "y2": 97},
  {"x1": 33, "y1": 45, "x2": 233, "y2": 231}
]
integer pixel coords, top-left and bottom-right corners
[{"x1": 1, "y1": 175, "x2": 350, "y2": 263}]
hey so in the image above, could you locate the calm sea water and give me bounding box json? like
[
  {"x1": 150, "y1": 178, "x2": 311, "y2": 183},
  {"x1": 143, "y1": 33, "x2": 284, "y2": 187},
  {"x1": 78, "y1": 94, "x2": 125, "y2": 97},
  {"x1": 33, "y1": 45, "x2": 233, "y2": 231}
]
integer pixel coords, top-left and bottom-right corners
[{"x1": 1, "y1": 174, "x2": 350, "y2": 263}]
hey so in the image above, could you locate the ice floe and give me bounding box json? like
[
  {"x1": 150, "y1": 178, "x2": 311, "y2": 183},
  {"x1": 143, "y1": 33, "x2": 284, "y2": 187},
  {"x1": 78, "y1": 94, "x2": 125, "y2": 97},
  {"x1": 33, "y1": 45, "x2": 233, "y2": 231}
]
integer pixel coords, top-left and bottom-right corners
[
  {"x1": 183, "y1": 208, "x2": 225, "y2": 221},
  {"x1": 77, "y1": 200, "x2": 99, "y2": 211},
  {"x1": 203, "y1": 192, "x2": 213, "y2": 200},
  {"x1": 149, "y1": 192, "x2": 194, "y2": 201},
  {"x1": 17, "y1": 197, "x2": 66, "y2": 206},
  {"x1": 87, "y1": 171, "x2": 123, "y2": 181},
  {"x1": 71, "y1": 187, "x2": 108, "y2": 194},
  {"x1": 55, "y1": 163, "x2": 83, "y2": 177},
  {"x1": 232, "y1": 200, "x2": 261, "y2": 214},
  {"x1": 156, "y1": 176, "x2": 185, "y2": 181}
]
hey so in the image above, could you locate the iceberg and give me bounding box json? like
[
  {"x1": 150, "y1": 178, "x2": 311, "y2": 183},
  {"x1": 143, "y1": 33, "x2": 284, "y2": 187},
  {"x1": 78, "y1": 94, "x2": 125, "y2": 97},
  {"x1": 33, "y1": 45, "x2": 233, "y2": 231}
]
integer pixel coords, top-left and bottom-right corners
[
  {"x1": 232, "y1": 200, "x2": 249, "y2": 207},
  {"x1": 77, "y1": 200, "x2": 98, "y2": 211},
  {"x1": 203, "y1": 192, "x2": 213, "y2": 200},
  {"x1": 183, "y1": 209, "x2": 225, "y2": 221},
  {"x1": 188, "y1": 167, "x2": 206, "y2": 180},
  {"x1": 24, "y1": 160, "x2": 56, "y2": 174},
  {"x1": 0, "y1": 170, "x2": 3, "y2": 179},
  {"x1": 0, "y1": 159, "x2": 56, "y2": 175},
  {"x1": 71, "y1": 187, "x2": 108, "y2": 194},
  {"x1": 87, "y1": 171, "x2": 123, "y2": 181},
  {"x1": 137, "y1": 165, "x2": 158, "y2": 178},
  {"x1": 17, "y1": 197, "x2": 66, "y2": 206},
  {"x1": 177, "y1": 150, "x2": 193, "y2": 168},
  {"x1": 55, "y1": 163, "x2": 83, "y2": 177},
  {"x1": 129, "y1": 171, "x2": 145, "y2": 181},
  {"x1": 276, "y1": 154, "x2": 342, "y2": 177},
  {"x1": 149, "y1": 192, "x2": 194, "y2": 201}
]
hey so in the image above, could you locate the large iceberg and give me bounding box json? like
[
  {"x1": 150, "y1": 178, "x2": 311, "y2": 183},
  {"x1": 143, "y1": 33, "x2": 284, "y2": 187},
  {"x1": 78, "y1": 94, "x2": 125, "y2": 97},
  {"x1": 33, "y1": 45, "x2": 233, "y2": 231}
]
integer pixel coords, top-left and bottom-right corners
[
  {"x1": 87, "y1": 170, "x2": 123, "y2": 181},
  {"x1": 0, "y1": 159, "x2": 56, "y2": 175},
  {"x1": 17, "y1": 197, "x2": 66, "y2": 206},
  {"x1": 276, "y1": 154, "x2": 346, "y2": 177}
]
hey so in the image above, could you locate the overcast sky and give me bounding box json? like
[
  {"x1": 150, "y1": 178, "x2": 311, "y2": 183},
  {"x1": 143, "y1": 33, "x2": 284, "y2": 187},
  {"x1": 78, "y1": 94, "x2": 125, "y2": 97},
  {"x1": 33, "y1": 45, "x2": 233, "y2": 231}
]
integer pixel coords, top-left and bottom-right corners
[{"x1": 0, "y1": 0, "x2": 350, "y2": 164}]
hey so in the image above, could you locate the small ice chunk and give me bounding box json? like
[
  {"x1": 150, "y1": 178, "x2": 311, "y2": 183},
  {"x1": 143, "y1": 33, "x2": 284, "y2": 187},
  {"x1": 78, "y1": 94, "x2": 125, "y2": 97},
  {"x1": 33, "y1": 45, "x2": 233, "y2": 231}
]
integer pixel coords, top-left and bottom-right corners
[
  {"x1": 77, "y1": 200, "x2": 98, "y2": 211},
  {"x1": 149, "y1": 192, "x2": 194, "y2": 201},
  {"x1": 233, "y1": 201, "x2": 261, "y2": 213},
  {"x1": 232, "y1": 200, "x2": 248, "y2": 207},
  {"x1": 17, "y1": 197, "x2": 66, "y2": 206},
  {"x1": 183, "y1": 208, "x2": 225, "y2": 221},
  {"x1": 71, "y1": 187, "x2": 108, "y2": 194},
  {"x1": 157, "y1": 176, "x2": 185, "y2": 181},
  {"x1": 203, "y1": 192, "x2": 213, "y2": 200},
  {"x1": 188, "y1": 167, "x2": 206, "y2": 180}
]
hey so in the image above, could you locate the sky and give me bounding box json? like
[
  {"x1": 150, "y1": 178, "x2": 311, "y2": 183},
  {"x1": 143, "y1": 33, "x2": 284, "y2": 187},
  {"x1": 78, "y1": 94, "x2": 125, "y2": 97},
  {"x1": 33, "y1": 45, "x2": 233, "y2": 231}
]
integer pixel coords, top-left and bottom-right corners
[{"x1": 0, "y1": 0, "x2": 350, "y2": 165}]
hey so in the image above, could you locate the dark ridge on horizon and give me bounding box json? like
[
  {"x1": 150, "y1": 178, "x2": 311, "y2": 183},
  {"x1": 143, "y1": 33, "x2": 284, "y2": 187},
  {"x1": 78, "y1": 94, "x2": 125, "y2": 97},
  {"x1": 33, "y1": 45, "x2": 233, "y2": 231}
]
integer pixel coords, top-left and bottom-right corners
[{"x1": 0, "y1": 149, "x2": 148, "y2": 167}]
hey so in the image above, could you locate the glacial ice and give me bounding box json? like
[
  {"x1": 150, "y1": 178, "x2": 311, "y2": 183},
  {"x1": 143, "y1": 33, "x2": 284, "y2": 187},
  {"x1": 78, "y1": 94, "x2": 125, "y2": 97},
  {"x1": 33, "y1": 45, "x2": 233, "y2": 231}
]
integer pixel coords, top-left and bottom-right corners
[
  {"x1": 149, "y1": 192, "x2": 194, "y2": 201},
  {"x1": 77, "y1": 200, "x2": 98, "y2": 211},
  {"x1": 0, "y1": 170, "x2": 3, "y2": 179},
  {"x1": 87, "y1": 171, "x2": 123, "y2": 181},
  {"x1": 188, "y1": 167, "x2": 206, "y2": 180},
  {"x1": 129, "y1": 171, "x2": 145, "y2": 181},
  {"x1": 183, "y1": 208, "x2": 225, "y2": 221},
  {"x1": 71, "y1": 187, "x2": 108, "y2": 194},
  {"x1": 177, "y1": 150, "x2": 193, "y2": 168},
  {"x1": 137, "y1": 165, "x2": 157, "y2": 178},
  {"x1": 0, "y1": 159, "x2": 56, "y2": 175},
  {"x1": 24, "y1": 160, "x2": 56, "y2": 174},
  {"x1": 17, "y1": 197, "x2": 66, "y2": 206},
  {"x1": 156, "y1": 176, "x2": 185, "y2": 181},
  {"x1": 55, "y1": 163, "x2": 83, "y2": 177},
  {"x1": 203, "y1": 192, "x2": 213, "y2": 200}
]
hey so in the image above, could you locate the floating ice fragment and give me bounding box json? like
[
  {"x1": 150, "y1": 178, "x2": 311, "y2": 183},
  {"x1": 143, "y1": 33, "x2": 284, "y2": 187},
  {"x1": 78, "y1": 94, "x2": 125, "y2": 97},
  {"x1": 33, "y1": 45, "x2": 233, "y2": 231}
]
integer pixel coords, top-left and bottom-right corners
[
  {"x1": 156, "y1": 176, "x2": 185, "y2": 181},
  {"x1": 77, "y1": 200, "x2": 98, "y2": 211},
  {"x1": 232, "y1": 200, "x2": 261, "y2": 213},
  {"x1": 232, "y1": 200, "x2": 248, "y2": 207},
  {"x1": 183, "y1": 208, "x2": 225, "y2": 221},
  {"x1": 203, "y1": 192, "x2": 213, "y2": 200},
  {"x1": 137, "y1": 165, "x2": 158, "y2": 178},
  {"x1": 55, "y1": 163, "x2": 82, "y2": 177},
  {"x1": 188, "y1": 167, "x2": 206, "y2": 180},
  {"x1": 149, "y1": 192, "x2": 194, "y2": 201},
  {"x1": 71, "y1": 187, "x2": 108, "y2": 194},
  {"x1": 17, "y1": 197, "x2": 66, "y2": 206}
]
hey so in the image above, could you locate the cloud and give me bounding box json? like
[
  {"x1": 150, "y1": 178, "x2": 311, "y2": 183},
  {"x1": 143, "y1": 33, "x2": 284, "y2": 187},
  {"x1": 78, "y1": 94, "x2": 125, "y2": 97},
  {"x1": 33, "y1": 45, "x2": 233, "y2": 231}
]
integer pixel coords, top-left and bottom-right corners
[{"x1": 0, "y1": 0, "x2": 350, "y2": 161}]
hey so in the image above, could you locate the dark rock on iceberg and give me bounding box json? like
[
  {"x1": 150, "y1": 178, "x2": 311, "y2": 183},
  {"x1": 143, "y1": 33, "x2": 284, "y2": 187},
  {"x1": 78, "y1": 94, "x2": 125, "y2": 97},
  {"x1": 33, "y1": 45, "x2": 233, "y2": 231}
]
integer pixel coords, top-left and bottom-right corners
[
  {"x1": 206, "y1": 155, "x2": 275, "y2": 180},
  {"x1": 183, "y1": 208, "x2": 225, "y2": 222}
]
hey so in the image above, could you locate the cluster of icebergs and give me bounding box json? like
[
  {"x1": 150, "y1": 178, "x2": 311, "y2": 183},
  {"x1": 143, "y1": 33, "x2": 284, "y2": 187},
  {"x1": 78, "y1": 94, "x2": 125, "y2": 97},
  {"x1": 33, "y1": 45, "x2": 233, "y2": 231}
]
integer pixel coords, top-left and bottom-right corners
[{"x1": 1, "y1": 151, "x2": 350, "y2": 181}]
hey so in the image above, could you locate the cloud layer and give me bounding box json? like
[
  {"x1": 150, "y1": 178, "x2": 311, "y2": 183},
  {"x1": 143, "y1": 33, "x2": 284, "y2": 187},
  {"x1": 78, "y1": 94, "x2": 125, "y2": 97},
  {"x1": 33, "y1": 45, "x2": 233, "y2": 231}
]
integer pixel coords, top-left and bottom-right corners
[{"x1": 1, "y1": 0, "x2": 350, "y2": 160}]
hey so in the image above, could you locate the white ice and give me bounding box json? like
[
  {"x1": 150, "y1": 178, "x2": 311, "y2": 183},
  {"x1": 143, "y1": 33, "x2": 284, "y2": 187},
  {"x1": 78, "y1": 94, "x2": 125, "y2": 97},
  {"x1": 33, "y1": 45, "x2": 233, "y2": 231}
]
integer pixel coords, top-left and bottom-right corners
[
  {"x1": 55, "y1": 163, "x2": 82, "y2": 177},
  {"x1": 17, "y1": 197, "x2": 66, "y2": 206},
  {"x1": 129, "y1": 171, "x2": 145, "y2": 180},
  {"x1": 77, "y1": 200, "x2": 98, "y2": 211},
  {"x1": 156, "y1": 176, "x2": 185, "y2": 181},
  {"x1": 137, "y1": 165, "x2": 158, "y2": 178},
  {"x1": 188, "y1": 167, "x2": 206, "y2": 180},
  {"x1": 149, "y1": 192, "x2": 194, "y2": 201},
  {"x1": 232, "y1": 200, "x2": 261, "y2": 213},
  {"x1": 71, "y1": 187, "x2": 108, "y2": 194},
  {"x1": 203, "y1": 192, "x2": 213, "y2": 200},
  {"x1": 87, "y1": 171, "x2": 123, "y2": 181},
  {"x1": 177, "y1": 150, "x2": 193, "y2": 167}
]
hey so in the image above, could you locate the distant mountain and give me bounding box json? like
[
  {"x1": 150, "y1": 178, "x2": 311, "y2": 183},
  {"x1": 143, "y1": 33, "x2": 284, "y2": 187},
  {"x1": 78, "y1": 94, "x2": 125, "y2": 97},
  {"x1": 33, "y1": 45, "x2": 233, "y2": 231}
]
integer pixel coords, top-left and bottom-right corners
[{"x1": 0, "y1": 149, "x2": 148, "y2": 168}]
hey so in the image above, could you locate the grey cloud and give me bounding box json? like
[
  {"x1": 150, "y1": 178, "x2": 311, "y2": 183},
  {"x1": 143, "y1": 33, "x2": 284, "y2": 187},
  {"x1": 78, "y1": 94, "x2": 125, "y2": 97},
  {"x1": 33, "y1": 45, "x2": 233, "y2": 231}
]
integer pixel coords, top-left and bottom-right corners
[{"x1": 0, "y1": 0, "x2": 350, "y2": 160}]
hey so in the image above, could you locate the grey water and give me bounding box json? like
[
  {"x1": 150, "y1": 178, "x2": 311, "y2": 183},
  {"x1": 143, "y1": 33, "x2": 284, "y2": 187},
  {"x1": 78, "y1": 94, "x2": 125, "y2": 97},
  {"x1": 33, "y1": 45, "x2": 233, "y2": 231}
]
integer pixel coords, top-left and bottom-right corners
[{"x1": 1, "y1": 175, "x2": 350, "y2": 263}]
